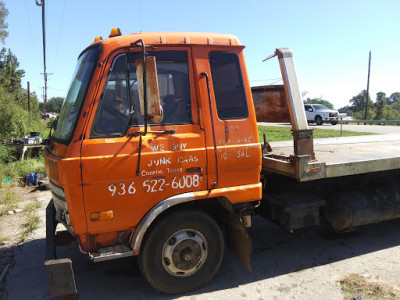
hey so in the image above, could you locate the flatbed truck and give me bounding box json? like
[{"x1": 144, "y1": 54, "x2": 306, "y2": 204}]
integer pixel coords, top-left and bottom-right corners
[{"x1": 43, "y1": 29, "x2": 400, "y2": 296}]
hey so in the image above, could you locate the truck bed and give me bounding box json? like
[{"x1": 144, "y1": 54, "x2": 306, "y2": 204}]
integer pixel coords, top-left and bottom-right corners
[{"x1": 262, "y1": 134, "x2": 400, "y2": 181}]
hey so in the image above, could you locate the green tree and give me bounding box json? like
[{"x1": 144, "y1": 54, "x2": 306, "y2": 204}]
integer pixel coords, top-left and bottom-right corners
[
  {"x1": 0, "y1": 1, "x2": 8, "y2": 44},
  {"x1": 0, "y1": 48, "x2": 25, "y2": 93},
  {"x1": 389, "y1": 92, "x2": 400, "y2": 105},
  {"x1": 349, "y1": 90, "x2": 373, "y2": 112},
  {"x1": 0, "y1": 87, "x2": 29, "y2": 141},
  {"x1": 375, "y1": 92, "x2": 388, "y2": 120},
  {"x1": 45, "y1": 96, "x2": 64, "y2": 113}
]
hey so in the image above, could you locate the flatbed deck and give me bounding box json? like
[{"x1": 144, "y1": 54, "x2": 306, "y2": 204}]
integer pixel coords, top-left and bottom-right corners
[{"x1": 262, "y1": 134, "x2": 400, "y2": 180}]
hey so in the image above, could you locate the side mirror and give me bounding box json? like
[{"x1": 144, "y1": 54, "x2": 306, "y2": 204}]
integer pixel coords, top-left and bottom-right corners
[
  {"x1": 308, "y1": 108, "x2": 313, "y2": 112},
  {"x1": 136, "y1": 56, "x2": 163, "y2": 123}
]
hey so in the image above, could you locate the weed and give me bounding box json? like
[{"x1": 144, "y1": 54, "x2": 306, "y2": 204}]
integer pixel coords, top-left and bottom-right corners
[
  {"x1": 25, "y1": 201, "x2": 41, "y2": 213},
  {"x1": 19, "y1": 201, "x2": 41, "y2": 242},
  {"x1": 0, "y1": 189, "x2": 21, "y2": 216},
  {"x1": 340, "y1": 273, "x2": 400, "y2": 300}
]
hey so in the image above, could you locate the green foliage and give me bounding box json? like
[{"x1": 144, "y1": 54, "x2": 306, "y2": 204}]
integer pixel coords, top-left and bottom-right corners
[
  {"x1": 348, "y1": 90, "x2": 373, "y2": 114},
  {"x1": 342, "y1": 90, "x2": 400, "y2": 120},
  {"x1": 0, "y1": 46, "x2": 50, "y2": 143},
  {"x1": 0, "y1": 144, "x2": 19, "y2": 163},
  {"x1": 0, "y1": 48, "x2": 25, "y2": 93},
  {"x1": 40, "y1": 96, "x2": 64, "y2": 113},
  {"x1": 0, "y1": 1, "x2": 8, "y2": 44},
  {"x1": 305, "y1": 98, "x2": 335, "y2": 109},
  {"x1": 375, "y1": 92, "x2": 388, "y2": 120},
  {"x1": 0, "y1": 88, "x2": 29, "y2": 141},
  {"x1": 389, "y1": 92, "x2": 400, "y2": 104},
  {"x1": 354, "y1": 109, "x2": 376, "y2": 120},
  {"x1": 0, "y1": 157, "x2": 45, "y2": 186}
]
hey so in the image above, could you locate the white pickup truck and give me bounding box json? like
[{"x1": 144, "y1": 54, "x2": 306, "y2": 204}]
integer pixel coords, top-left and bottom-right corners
[{"x1": 304, "y1": 104, "x2": 339, "y2": 125}]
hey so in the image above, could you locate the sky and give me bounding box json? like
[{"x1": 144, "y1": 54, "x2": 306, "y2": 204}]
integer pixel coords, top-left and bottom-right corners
[{"x1": 3, "y1": 0, "x2": 400, "y2": 109}]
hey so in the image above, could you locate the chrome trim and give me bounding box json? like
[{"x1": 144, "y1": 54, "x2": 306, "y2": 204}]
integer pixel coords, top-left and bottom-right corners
[
  {"x1": 91, "y1": 251, "x2": 134, "y2": 262},
  {"x1": 52, "y1": 192, "x2": 68, "y2": 211},
  {"x1": 90, "y1": 245, "x2": 134, "y2": 262},
  {"x1": 49, "y1": 180, "x2": 65, "y2": 199},
  {"x1": 131, "y1": 192, "x2": 195, "y2": 254},
  {"x1": 48, "y1": 181, "x2": 74, "y2": 234}
]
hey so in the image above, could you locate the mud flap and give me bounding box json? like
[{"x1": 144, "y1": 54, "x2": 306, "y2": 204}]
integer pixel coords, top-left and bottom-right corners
[
  {"x1": 45, "y1": 200, "x2": 78, "y2": 297},
  {"x1": 218, "y1": 199, "x2": 252, "y2": 271}
]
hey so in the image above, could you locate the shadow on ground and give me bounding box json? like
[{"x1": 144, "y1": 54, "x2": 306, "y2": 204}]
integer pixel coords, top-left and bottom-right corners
[{"x1": 4, "y1": 216, "x2": 400, "y2": 299}]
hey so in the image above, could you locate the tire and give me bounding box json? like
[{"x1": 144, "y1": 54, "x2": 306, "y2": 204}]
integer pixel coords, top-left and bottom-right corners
[
  {"x1": 331, "y1": 121, "x2": 337, "y2": 125},
  {"x1": 315, "y1": 115, "x2": 323, "y2": 125},
  {"x1": 138, "y1": 209, "x2": 224, "y2": 294}
]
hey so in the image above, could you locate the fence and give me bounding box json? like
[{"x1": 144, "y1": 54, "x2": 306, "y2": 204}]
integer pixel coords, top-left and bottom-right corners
[{"x1": 342, "y1": 119, "x2": 400, "y2": 126}]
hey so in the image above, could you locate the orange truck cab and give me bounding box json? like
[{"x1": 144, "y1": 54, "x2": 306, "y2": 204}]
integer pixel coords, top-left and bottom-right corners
[
  {"x1": 44, "y1": 30, "x2": 262, "y2": 295},
  {"x1": 44, "y1": 29, "x2": 400, "y2": 297}
]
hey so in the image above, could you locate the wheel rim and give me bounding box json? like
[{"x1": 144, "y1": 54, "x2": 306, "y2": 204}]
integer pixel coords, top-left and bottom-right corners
[{"x1": 162, "y1": 229, "x2": 208, "y2": 277}]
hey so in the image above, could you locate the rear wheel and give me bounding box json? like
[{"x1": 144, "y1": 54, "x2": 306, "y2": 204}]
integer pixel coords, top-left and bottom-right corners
[
  {"x1": 315, "y1": 115, "x2": 323, "y2": 125},
  {"x1": 138, "y1": 209, "x2": 224, "y2": 294}
]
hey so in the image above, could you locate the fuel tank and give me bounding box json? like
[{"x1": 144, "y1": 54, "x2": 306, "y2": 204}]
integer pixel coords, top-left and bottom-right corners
[{"x1": 324, "y1": 183, "x2": 400, "y2": 231}]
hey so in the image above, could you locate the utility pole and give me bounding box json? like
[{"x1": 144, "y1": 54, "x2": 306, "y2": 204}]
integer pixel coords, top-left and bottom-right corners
[
  {"x1": 364, "y1": 50, "x2": 371, "y2": 122},
  {"x1": 35, "y1": 0, "x2": 47, "y2": 120}
]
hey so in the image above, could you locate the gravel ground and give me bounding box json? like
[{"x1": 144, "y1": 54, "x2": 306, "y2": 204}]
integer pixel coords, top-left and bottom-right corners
[{"x1": 2, "y1": 186, "x2": 400, "y2": 299}]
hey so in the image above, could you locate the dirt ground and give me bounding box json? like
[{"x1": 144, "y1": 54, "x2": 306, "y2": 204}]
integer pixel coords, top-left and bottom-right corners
[
  {"x1": 1, "y1": 184, "x2": 400, "y2": 299},
  {"x1": 0, "y1": 185, "x2": 50, "y2": 299}
]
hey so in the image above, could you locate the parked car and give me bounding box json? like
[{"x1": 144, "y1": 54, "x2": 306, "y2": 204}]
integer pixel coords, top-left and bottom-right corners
[{"x1": 304, "y1": 104, "x2": 339, "y2": 125}]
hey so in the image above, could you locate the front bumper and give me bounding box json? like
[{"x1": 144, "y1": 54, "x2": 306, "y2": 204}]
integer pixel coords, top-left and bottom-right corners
[{"x1": 323, "y1": 117, "x2": 339, "y2": 122}]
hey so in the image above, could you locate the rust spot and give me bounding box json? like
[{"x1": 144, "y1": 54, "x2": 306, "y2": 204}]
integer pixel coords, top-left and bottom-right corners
[{"x1": 251, "y1": 85, "x2": 290, "y2": 122}]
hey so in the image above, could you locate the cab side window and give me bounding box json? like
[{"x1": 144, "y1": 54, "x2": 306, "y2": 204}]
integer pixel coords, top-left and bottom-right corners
[
  {"x1": 92, "y1": 54, "x2": 131, "y2": 136},
  {"x1": 209, "y1": 52, "x2": 249, "y2": 119},
  {"x1": 92, "y1": 51, "x2": 192, "y2": 137}
]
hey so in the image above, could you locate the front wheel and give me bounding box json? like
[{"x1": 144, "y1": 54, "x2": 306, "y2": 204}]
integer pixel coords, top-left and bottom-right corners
[
  {"x1": 138, "y1": 209, "x2": 224, "y2": 294},
  {"x1": 315, "y1": 115, "x2": 323, "y2": 125}
]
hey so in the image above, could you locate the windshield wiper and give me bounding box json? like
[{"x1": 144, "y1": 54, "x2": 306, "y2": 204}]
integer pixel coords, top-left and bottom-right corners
[{"x1": 129, "y1": 129, "x2": 175, "y2": 137}]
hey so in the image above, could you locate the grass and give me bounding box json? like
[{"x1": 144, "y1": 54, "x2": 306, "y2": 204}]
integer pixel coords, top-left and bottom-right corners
[
  {"x1": 19, "y1": 201, "x2": 41, "y2": 242},
  {"x1": 340, "y1": 273, "x2": 400, "y2": 300},
  {"x1": 0, "y1": 187, "x2": 41, "y2": 242},
  {"x1": 258, "y1": 125, "x2": 375, "y2": 142},
  {"x1": 0, "y1": 157, "x2": 45, "y2": 185},
  {"x1": 0, "y1": 188, "x2": 22, "y2": 216}
]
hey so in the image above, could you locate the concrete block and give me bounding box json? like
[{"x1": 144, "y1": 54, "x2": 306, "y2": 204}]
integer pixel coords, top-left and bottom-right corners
[{"x1": 44, "y1": 258, "x2": 77, "y2": 297}]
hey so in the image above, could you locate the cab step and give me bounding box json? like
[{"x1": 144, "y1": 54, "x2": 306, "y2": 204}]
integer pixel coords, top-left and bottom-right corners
[{"x1": 89, "y1": 244, "x2": 133, "y2": 262}]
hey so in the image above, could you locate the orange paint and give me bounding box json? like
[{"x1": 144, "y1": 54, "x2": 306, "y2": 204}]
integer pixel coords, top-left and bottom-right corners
[{"x1": 45, "y1": 32, "x2": 262, "y2": 253}]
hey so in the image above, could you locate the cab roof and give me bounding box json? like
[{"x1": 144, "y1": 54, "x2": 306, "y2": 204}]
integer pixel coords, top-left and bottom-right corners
[{"x1": 93, "y1": 31, "x2": 242, "y2": 47}]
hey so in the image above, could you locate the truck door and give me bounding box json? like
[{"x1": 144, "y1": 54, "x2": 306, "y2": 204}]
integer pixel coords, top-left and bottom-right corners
[
  {"x1": 80, "y1": 49, "x2": 207, "y2": 238},
  {"x1": 193, "y1": 47, "x2": 261, "y2": 189}
]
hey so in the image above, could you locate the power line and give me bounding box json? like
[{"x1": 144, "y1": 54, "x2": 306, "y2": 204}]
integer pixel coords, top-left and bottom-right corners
[
  {"x1": 24, "y1": 0, "x2": 40, "y2": 71},
  {"x1": 54, "y1": 0, "x2": 67, "y2": 68},
  {"x1": 250, "y1": 78, "x2": 283, "y2": 85},
  {"x1": 47, "y1": 86, "x2": 66, "y2": 92}
]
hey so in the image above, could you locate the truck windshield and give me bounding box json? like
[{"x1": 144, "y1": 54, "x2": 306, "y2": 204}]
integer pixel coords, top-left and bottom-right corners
[
  {"x1": 52, "y1": 46, "x2": 100, "y2": 144},
  {"x1": 314, "y1": 105, "x2": 329, "y2": 110}
]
